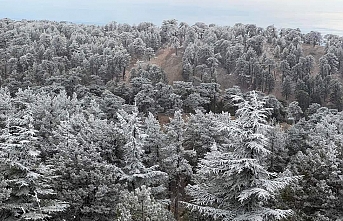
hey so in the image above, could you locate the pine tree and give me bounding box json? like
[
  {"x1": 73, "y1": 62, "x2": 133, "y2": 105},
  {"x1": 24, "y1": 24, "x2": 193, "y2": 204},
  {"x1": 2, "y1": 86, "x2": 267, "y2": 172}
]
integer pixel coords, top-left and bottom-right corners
[
  {"x1": 117, "y1": 108, "x2": 167, "y2": 193},
  {"x1": 48, "y1": 110, "x2": 122, "y2": 220},
  {"x1": 267, "y1": 123, "x2": 289, "y2": 173},
  {"x1": 142, "y1": 113, "x2": 165, "y2": 167},
  {"x1": 287, "y1": 101, "x2": 303, "y2": 123},
  {"x1": 0, "y1": 109, "x2": 68, "y2": 220},
  {"x1": 116, "y1": 185, "x2": 174, "y2": 221},
  {"x1": 286, "y1": 108, "x2": 343, "y2": 220},
  {"x1": 186, "y1": 91, "x2": 297, "y2": 220},
  {"x1": 161, "y1": 110, "x2": 194, "y2": 220},
  {"x1": 183, "y1": 110, "x2": 231, "y2": 164}
]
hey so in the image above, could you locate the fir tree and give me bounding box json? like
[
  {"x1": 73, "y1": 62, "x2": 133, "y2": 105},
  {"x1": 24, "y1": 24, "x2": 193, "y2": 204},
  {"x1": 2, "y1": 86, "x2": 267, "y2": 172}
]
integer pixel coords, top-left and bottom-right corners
[
  {"x1": 142, "y1": 113, "x2": 166, "y2": 167},
  {"x1": 116, "y1": 185, "x2": 174, "y2": 221},
  {"x1": 161, "y1": 110, "x2": 194, "y2": 220},
  {"x1": 186, "y1": 91, "x2": 297, "y2": 221},
  {"x1": 0, "y1": 109, "x2": 68, "y2": 220},
  {"x1": 117, "y1": 108, "x2": 167, "y2": 193},
  {"x1": 286, "y1": 108, "x2": 343, "y2": 220},
  {"x1": 48, "y1": 110, "x2": 122, "y2": 220}
]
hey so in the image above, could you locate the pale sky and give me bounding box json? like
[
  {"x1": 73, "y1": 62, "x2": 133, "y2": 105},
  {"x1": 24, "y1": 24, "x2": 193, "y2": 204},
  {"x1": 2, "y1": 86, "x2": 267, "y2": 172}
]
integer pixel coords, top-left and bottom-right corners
[{"x1": 1, "y1": 0, "x2": 343, "y2": 35}]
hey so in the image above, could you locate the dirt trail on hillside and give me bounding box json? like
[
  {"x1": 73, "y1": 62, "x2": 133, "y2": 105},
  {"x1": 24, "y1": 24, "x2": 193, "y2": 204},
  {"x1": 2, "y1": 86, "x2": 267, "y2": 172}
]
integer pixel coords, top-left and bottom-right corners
[
  {"x1": 124, "y1": 48, "x2": 184, "y2": 84},
  {"x1": 150, "y1": 48, "x2": 184, "y2": 84}
]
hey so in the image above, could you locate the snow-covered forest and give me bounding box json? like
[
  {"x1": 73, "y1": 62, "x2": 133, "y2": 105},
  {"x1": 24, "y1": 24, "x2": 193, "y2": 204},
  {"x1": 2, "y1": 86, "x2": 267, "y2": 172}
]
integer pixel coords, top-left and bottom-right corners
[{"x1": 1, "y1": 18, "x2": 343, "y2": 220}]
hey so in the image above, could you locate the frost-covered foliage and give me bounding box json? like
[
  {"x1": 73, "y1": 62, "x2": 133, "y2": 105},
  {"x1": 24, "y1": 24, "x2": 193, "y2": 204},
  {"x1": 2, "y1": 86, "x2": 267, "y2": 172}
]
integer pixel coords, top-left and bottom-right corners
[
  {"x1": 161, "y1": 110, "x2": 195, "y2": 220},
  {"x1": 186, "y1": 91, "x2": 298, "y2": 221},
  {"x1": 116, "y1": 108, "x2": 167, "y2": 193},
  {"x1": 0, "y1": 89, "x2": 68, "y2": 220},
  {"x1": 2, "y1": 17, "x2": 343, "y2": 221},
  {"x1": 116, "y1": 185, "x2": 174, "y2": 221},
  {"x1": 48, "y1": 110, "x2": 123, "y2": 220},
  {"x1": 286, "y1": 107, "x2": 343, "y2": 220},
  {"x1": 143, "y1": 113, "x2": 166, "y2": 167}
]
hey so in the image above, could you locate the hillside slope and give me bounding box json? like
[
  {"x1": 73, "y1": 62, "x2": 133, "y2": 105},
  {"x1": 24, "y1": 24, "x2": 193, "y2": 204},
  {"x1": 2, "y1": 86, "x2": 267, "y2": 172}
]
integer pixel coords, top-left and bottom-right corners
[
  {"x1": 143, "y1": 44, "x2": 326, "y2": 101},
  {"x1": 149, "y1": 48, "x2": 184, "y2": 84}
]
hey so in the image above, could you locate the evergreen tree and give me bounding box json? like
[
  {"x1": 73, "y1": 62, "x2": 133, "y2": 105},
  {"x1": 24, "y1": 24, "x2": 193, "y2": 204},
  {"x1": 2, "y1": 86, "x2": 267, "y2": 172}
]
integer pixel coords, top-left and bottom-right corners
[
  {"x1": 286, "y1": 109, "x2": 343, "y2": 220},
  {"x1": 0, "y1": 109, "x2": 68, "y2": 220},
  {"x1": 282, "y1": 76, "x2": 292, "y2": 100},
  {"x1": 304, "y1": 31, "x2": 322, "y2": 47},
  {"x1": 48, "y1": 111, "x2": 123, "y2": 220},
  {"x1": 267, "y1": 124, "x2": 289, "y2": 173},
  {"x1": 116, "y1": 185, "x2": 174, "y2": 221},
  {"x1": 161, "y1": 110, "x2": 194, "y2": 220},
  {"x1": 287, "y1": 101, "x2": 303, "y2": 123},
  {"x1": 170, "y1": 36, "x2": 181, "y2": 55},
  {"x1": 142, "y1": 113, "x2": 166, "y2": 167},
  {"x1": 186, "y1": 91, "x2": 297, "y2": 220},
  {"x1": 329, "y1": 79, "x2": 343, "y2": 110},
  {"x1": 183, "y1": 110, "x2": 219, "y2": 164},
  {"x1": 117, "y1": 108, "x2": 167, "y2": 193}
]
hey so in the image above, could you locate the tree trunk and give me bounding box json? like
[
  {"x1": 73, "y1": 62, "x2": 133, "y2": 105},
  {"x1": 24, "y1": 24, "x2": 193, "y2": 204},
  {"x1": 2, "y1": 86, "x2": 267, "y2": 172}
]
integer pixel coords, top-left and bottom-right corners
[
  {"x1": 213, "y1": 83, "x2": 217, "y2": 113},
  {"x1": 174, "y1": 143, "x2": 181, "y2": 221},
  {"x1": 122, "y1": 66, "x2": 126, "y2": 80},
  {"x1": 339, "y1": 60, "x2": 341, "y2": 72},
  {"x1": 270, "y1": 138, "x2": 274, "y2": 171},
  {"x1": 168, "y1": 179, "x2": 172, "y2": 211},
  {"x1": 268, "y1": 65, "x2": 272, "y2": 76},
  {"x1": 174, "y1": 176, "x2": 179, "y2": 221},
  {"x1": 142, "y1": 199, "x2": 145, "y2": 221}
]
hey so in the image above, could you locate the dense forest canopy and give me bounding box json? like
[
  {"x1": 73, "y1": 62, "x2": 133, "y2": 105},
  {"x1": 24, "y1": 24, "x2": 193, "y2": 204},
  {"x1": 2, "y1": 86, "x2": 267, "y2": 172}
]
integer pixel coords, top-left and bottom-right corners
[{"x1": 1, "y1": 18, "x2": 343, "y2": 220}]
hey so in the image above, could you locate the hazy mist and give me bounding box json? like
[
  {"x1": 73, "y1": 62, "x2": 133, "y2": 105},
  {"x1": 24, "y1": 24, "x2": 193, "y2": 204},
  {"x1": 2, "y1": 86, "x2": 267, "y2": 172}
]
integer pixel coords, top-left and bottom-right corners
[{"x1": 1, "y1": 0, "x2": 342, "y2": 35}]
